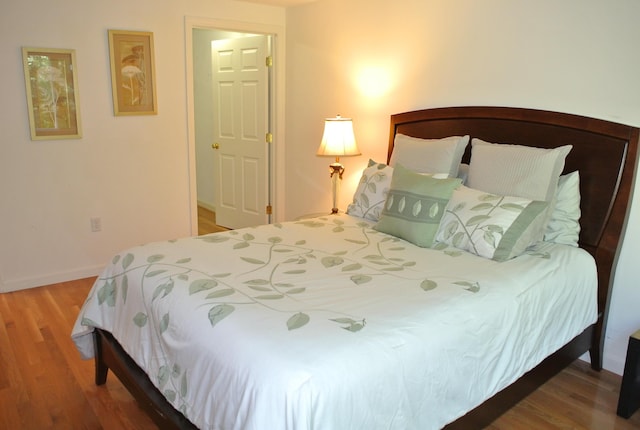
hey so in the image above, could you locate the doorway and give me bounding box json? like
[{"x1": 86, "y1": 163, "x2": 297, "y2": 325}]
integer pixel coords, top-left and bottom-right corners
[{"x1": 185, "y1": 17, "x2": 285, "y2": 236}]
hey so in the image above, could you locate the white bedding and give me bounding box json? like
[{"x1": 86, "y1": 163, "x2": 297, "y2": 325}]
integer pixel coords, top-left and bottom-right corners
[{"x1": 72, "y1": 214, "x2": 597, "y2": 429}]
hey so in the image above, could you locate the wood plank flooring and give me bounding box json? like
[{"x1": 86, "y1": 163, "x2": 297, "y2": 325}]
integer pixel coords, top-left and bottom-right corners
[
  {"x1": 1, "y1": 277, "x2": 639, "y2": 429},
  {"x1": 197, "y1": 206, "x2": 229, "y2": 235}
]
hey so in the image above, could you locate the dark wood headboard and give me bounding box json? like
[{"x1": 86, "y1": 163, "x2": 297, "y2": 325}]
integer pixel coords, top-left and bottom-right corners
[{"x1": 388, "y1": 106, "x2": 639, "y2": 369}]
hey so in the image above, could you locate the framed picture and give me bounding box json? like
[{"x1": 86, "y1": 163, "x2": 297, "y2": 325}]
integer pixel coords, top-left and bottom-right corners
[
  {"x1": 22, "y1": 47, "x2": 82, "y2": 140},
  {"x1": 108, "y1": 30, "x2": 157, "y2": 116}
]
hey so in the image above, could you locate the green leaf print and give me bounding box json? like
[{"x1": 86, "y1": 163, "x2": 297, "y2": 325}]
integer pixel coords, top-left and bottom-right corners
[
  {"x1": 351, "y1": 274, "x2": 372, "y2": 285},
  {"x1": 205, "y1": 289, "x2": 235, "y2": 299},
  {"x1": 420, "y1": 279, "x2": 437, "y2": 291},
  {"x1": 255, "y1": 294, "x2": 284, "y2": 300},
  {"x1": 287, "y1": 312, "x2": 310, "y2": 330},
  {"x1": 208, "y1": 304, "x2": 235, "y2": 328},
  {"x1": 283, "y1": 269, "x2": 306, "y2": 275},
  {"x1": 159, "y1": 313, "x2": 170, "y2": 333},
  {"x1": 342, "y1": 263, "x2": 362, "y2": 272},
  {"x1": 97, "y1": 280, "x2": 116, "y2": 307},
  {"x1": 152, "y1": 279, "x2": 174, "y2": 301},
  {"x1": 145, "y1": 270, "x2": 167, "y2": 277},
  {"x1": 241, "y1": 257, "x2": 265, "y2": 265},
  {"x1": 330, "y1": 317, "x2": 365, "y2": 332},
  {"x1": 164, "y1": 390, "x2": 177, "y2": 403},
  {"x1": 245, "y1": 279, "x2": 269, "y2": 285},
  {"x1": 321, "y1": 256, "x2": 344, "y2": 268},
  {"x1": 189, "y1": 279, "x2": 218, "y2": 295},
  {"x1": 181, "y1": 370, "x2": 188, "y2": 397},
  {"x1": 453, "y1": 281, "x2": 480, "y2": 293},
  {"x1": 122, "y1": 253, "x2": 134, "y2": 269},
  {"x1": 147, "y1": 254, "x2": 165, "y2": 263},
  {"x1": 158, "y1": 365, "x2": 170, "y2": 388},
  {"x1": 133, "y1": 312, "x2": 148, "y2": 327},
  {"x1": 199, "y1": 235, "x2": 230, "y2": 243},
  {"x1": 122, "y1": 275, "x2": 128, "y2": 303}
]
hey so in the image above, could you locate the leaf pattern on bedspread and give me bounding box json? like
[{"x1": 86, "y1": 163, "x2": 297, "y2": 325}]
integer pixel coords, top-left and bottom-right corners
[{"x1": 77, "y1": 214, "x2": 483, "y2": 420}]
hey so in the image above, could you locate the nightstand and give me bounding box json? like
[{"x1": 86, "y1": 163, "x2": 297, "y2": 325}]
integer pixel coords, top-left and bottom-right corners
[
  {"x1": 617, "y1": 329, "x2": 640, "y2": 418},
  {"x1": 294, "y1": 212, "x2": 338, "y2": 220}
]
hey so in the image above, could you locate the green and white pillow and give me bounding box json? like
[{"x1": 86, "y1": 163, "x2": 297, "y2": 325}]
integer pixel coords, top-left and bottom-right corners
[
  {"x1": 374, "y1": 164, "x2": 462, "y2": 247},
  {"x1": 435, "y1": 185, "x2": 549, "y2": 261},
  {"x1": 347, "y1": 160, "x2": 449, "y2": 222}
]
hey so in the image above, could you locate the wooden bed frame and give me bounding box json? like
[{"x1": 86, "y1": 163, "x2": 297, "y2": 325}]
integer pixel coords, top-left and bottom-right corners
[{"x1": 93, "y1": 106, "x2": 639, "y2": 429}]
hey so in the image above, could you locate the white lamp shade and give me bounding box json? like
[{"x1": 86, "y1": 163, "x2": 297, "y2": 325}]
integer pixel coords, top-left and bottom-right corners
[{"x1": 316, "y1": 116, "x2": 360, "y2": 157}]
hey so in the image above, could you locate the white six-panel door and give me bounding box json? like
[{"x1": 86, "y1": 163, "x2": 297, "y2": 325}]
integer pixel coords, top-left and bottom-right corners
[{"x1": 211, "y1": 35, "x2": 270, "y2": 229}]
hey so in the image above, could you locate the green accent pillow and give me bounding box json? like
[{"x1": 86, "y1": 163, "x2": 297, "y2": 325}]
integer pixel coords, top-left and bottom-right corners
[
  {"x1": 374, "y1": 164, "x2": 462, "y2": 247},
  {"x1": 435, "y1": 185, "x2": 549, "y2": 261}
]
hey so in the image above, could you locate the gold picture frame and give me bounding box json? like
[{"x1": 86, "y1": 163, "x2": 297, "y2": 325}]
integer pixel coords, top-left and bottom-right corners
[
  {"x1": 108, "y1": 30, "x2": 157, "y2": 116},
  {"x1": 22, "y1": 47, "x2": 82, "y2": 140}
]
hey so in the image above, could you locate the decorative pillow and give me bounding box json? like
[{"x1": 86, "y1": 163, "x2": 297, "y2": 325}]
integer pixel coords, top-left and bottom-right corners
[
  {"x1": 544, "y1": 171, "x2": 581, "y2": 246},
  {"x1": 346, "y1": 160, "x2": 394, "y2": 221},
  {"x1": 389, "y1": 134, "x2": 470, "y2": 177},
  {"x1": 347, "y1": 160, "x2": 449, "y2": 222},
  {"x1": 467, "y1": 139, "x2": 572, "y2": 203},
  {"x1": 435, "y1": 185, "x2": 549, "y2": 261},
  {"x1": 374, "y1": 164, "x2": 462, "y2": 247}
]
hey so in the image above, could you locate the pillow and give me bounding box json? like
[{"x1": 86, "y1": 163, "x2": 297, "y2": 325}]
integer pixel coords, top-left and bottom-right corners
[
  {"x1": 457, "y1": 163, "x2": 469, "y2": 183},
  {"x1": 467, "y1": 139, "x2": 572, "y2": 203},
  {"x1": 374, "y1": 164, "x2": 462, "y2": 247},
  {"x1": 347, "y1": 160, "x2": 449, "y2": 222},
  {"x1": 346, "y1": 159, "x2": 394, "y2": 221},
  {"x1": 435, "y1": 185, "x2": 549, "y2": 261},
  {"x1": 544, "y1": 171, "x2": 581, "y2": 246},
  {"x1": 389, "y1": 134, "x2": 470, "y2": 177}
]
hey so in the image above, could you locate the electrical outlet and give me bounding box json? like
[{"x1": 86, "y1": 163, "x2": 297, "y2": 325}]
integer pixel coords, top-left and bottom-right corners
[{"x1": 90, "y1": 217, "x2": 102, "y2": 232}]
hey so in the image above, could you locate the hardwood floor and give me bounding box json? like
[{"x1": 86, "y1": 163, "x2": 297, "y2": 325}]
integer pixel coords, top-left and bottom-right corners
[
  {"x1": 197, "y1": 206, "x2": 229, "y2": 235},
  {"x1": 1, "y1": 278, "x2": 639, "y2": 429}
]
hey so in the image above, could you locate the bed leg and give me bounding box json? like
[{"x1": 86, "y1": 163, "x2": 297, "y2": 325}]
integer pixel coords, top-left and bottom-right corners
[
  {"x1": 590, "y1": 320, "x2": 604, "y2": 371},
  {"x1": 93, "y1": 330, "x2": 109, "y2": 385}
]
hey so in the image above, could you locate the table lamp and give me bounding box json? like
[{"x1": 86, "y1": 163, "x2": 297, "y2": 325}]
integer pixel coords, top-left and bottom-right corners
[{"x1": 316, "y1": 115, "x2": 361, "y2": 213}]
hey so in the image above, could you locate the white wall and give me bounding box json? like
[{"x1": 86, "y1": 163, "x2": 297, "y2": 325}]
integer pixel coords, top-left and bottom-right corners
[
  {"x1": 0, "y1": 0, "x2": 285, "y2": 292},
  {"x1": 285, "y1": 0, "x2": 640, "y2": 374}
]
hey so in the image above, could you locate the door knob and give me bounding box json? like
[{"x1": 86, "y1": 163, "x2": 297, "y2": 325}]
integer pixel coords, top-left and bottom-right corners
[{"x1": 212, "y1": 143, "x2": 220, "y2": 149}]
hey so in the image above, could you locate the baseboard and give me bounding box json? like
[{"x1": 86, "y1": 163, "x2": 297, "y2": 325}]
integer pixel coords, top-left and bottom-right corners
[
  {"x1": 197, "y1": 200, "x2": 216, "y2": 213},
  {"x1": 0, "y1": 265, "x2": 104, "y2": 293}
]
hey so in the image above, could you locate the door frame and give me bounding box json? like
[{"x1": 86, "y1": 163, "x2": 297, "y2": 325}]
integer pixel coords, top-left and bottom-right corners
[{"x1": 184, "y1": 16, "x2": 286, "y2": 235}]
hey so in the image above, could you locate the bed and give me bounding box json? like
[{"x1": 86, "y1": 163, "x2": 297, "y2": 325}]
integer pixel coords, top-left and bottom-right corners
[{"x1": 72, "y1": 106, "x2": 639, "y2": 429}]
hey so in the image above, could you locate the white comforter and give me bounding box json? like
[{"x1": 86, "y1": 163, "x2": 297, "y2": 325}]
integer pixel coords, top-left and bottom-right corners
[{"x1": 72, "y1": 214, "x2": 597, "y2": 429}]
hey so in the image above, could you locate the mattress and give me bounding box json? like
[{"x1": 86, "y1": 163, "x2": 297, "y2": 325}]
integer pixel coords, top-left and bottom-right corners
[{"x1": 72, "y1": 213, "x2": 597, "y2": 429}]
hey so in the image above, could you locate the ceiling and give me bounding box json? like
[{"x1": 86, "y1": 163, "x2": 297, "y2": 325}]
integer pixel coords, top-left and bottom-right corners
[{"x1": 234, "y1": 0, "x2": 316, "y2": 6}]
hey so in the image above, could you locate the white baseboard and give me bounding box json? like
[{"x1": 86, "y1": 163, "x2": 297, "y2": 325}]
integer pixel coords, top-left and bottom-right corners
[
  {"x1": 0, "y1": 265, "x2": 104, "y2": 293},
  {"x1": 197, "y1": 200, "x2": 216, "y2": 213}
]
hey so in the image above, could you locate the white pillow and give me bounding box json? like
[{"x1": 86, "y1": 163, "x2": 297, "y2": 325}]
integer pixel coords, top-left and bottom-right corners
[
  {"x1": 389, "y1": 134, "x2": 470, "y2": 177},
  {"x1": 436, "y1": 185, "x2": 548, "y2": 261},
  {"x1": 544, "y1": 171, "x2": 581, "y2": 246},
  {"x1": 467, "y1": 139, "x2": 572, "y2": 203},
  {"x1": 347, "y1": 160, "x2": 448, "y2": 222},
  {"x1": 457, "y1": 163, "x2": 469, "y2": 183}
]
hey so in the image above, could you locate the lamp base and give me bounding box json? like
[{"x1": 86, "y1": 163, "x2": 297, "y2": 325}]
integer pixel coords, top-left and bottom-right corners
[{"x1": 329, "y1": 163, "x2": 344, "y2": 215}]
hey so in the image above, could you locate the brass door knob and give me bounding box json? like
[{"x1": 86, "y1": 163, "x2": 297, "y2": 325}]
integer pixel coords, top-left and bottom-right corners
[{"x1": 212, "y1": 143, "x2": 220, "y2": 149}]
